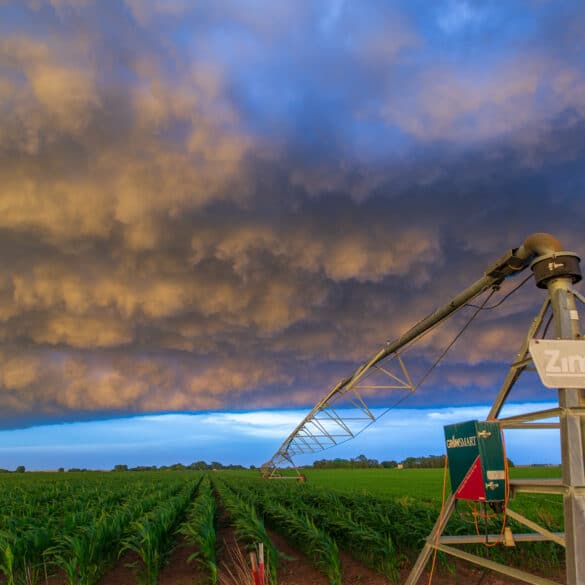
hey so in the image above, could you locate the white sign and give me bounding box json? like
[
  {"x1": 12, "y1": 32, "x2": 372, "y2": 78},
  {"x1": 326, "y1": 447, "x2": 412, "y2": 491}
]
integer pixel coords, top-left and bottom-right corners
[{"x1": 529, "y1": 339, "x2": 585, "y2": 388}]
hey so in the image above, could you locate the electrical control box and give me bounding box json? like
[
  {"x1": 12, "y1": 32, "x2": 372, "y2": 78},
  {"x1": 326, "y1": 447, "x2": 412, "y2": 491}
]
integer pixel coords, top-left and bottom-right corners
[{"x1": 444, "y1": 420, "x2": 506, "y2": 503}]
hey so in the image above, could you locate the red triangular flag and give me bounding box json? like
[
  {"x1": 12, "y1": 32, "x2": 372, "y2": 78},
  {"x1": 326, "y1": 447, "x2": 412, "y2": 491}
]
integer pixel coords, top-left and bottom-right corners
[{"x1": 455, "y1": 455, "x2": 486, "y2": 501}]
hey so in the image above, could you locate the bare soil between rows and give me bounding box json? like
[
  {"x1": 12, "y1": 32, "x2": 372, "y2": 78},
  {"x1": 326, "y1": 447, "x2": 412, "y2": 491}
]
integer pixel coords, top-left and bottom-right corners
[
  {"x1": 38, "y1": 560, "x2": 566, "y2": 585},
  {"x1": 21, "y1": 554, "x2": 566, "y2": 585},
  {"x1": 32, "y1": 501, "x2": 566, "y2": 585}
]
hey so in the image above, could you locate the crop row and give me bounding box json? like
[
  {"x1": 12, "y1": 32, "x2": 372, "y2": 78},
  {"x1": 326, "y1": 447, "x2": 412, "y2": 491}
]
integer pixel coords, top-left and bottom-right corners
[
  {"x1": 217, "y1": 473, "x2": 565, "y2": 576},
  {"x1": 178, "y1": 476, "x2": 218, "y2": 583},
  {"x1": 215, "y1": 476, "x2": 398, "y2": 583},
  {"x1": 0, "y1": 474, "x2": 201, "y2": 585},
  {"x1": 213, "y1": 479, "x2": 279, "y2": 583}
]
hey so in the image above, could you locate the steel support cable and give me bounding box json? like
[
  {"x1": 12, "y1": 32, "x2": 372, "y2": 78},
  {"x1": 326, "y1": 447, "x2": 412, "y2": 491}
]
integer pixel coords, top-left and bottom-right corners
[
  {"x1": 414, "y1": 287, "x2": 497, "y2": 392},
  {"x1": 324, "y1": 280, "x2": 510, "y2": 403},
  {"x1": 306, "y1": 269, "x2": 513, "y2": 413},
  {"x1": 392, "y1": 285, "x2": 496, "y2": 367},
  {"x1": 465, "y1": 272, "x2": 533, "y2": 311},
  {"x1": 300, "y1": 287, "x2": 500, "y2": 452},
  {"x1": 382, "y1": 278, "x2": 530, "y2": 421},
  {"x1": 387, "y1": 273, "x2": 529, "y2": 373}
]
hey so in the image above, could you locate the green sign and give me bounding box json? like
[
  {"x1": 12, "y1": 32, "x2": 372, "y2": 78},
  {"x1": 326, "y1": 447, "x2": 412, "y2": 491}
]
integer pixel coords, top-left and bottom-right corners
[{"x1": 444, "y1": 420, "x2": 506, "y2": 502}]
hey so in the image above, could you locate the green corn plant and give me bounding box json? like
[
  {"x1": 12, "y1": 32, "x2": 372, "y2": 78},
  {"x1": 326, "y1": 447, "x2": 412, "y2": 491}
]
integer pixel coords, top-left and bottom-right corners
[
  {"x1": 46, "y1": 511, "x2": 130, "y2": 585},
  {"x1": 220, "y1": 481, "x2": 341, "y2": 585},
  {"x1": 259, "y1": 479, "x2": 424, "y2": 568},
  {"x1": 0, "y1": 524, "x2": 51, "y2": 585},
  {"x1": 313, "y1": 506, "x2": 400, "y2": 581},
  {"x1": 121, "y1": 485, "x2": 195, "y2": 585},
  {"x1": 179, "y1": 478, "x2": 218, "y2": 584},
  {"x1": 291, "y1": 514, "x2": 341, "y2": 585},
  {"x1": 122, "y1": 518, "x2": 167, "y2": 585},
  {"x1": 47, "y1": 535, "x2": 84, "y2": 585},
  {"x1": 234, "y1": 481, "x2": 399, "y2": 582},
  {"x1": 261, "y1": 499, "x2": 341, "y2": 585},
  {"x1": 0, "y1": 471, "x2": 204, "y2": 583},
  {"x1": 48, "y1": 525, "x2": 108, "y2": 585},
  {"x1": 0, "y1": 532, "x2": 15, "y2": 585},
  {"x1": 36, "y1": 476, "x2": 197, "y2": 585},
  {"x1": 213, "y1": 481, "x2": 278, "y2": 585}
]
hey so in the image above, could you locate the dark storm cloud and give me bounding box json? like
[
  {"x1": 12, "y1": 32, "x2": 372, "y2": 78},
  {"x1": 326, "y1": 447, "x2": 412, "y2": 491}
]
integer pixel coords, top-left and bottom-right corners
[{"x1": 0, "y1": 0, "x2": 584, "y2": 427}]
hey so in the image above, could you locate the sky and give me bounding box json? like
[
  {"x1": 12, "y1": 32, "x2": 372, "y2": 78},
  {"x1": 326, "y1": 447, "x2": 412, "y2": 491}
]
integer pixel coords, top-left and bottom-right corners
[
  {"x1": 0, "y1": 404, "x2": 561, "y2": 471},
  {"x1": 0, "y1": 0, "x2": 584, "y2": 469}
]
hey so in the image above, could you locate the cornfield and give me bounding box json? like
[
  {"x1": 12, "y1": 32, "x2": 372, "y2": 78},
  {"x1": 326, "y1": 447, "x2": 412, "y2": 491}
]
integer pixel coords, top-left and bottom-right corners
[{"x1": 0, "y1": 469, "x2": 565, "y2": 584}]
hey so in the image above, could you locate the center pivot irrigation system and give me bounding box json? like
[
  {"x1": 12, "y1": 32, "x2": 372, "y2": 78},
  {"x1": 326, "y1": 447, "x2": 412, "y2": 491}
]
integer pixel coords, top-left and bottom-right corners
[{"x1": 261, "y1": 233, "x2": 585, "y2": 585}]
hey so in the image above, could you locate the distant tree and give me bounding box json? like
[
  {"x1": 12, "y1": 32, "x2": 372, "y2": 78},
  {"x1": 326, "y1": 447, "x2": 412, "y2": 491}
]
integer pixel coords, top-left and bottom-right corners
[
  {"x1": 249, "y1": 465, "x2": 256, "y2": 470},
  {"x1": 400, "y1": 455, "x2": 446, "y2": 469},
  {"x1": 58, "y1": 467, "x2": 65, "y2": 473},
  {"x1": 380, "y1": 460, "x2": 398, "y2": 469},
  {"x1": 189, "y1": 461, "x2": 209, "y2": 470},
  {"x1": 308, "y1": 453, "x2": 454, "y2": 470},
  {"x1": 507, "y1": 458, "x2": 515, "y2": 468},
  {"x1": 113, "y1": 464, "x2": 128, "y2": 472},
  {"x1": 15, "y1": 465, "x2": 25, "y2": 473}
]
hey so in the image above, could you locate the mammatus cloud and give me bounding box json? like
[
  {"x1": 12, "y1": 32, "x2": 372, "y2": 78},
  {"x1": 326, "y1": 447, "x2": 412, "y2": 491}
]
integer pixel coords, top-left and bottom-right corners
[{"x1": 0, "y1": 0, "x2": 584, "y2": 427}]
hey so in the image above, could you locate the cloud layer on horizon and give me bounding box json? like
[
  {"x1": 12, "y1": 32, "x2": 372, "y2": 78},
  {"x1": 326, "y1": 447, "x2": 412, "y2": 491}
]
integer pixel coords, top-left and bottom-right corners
[{"x1": 0, "y1": 0, "x2": 584, "y2": 428}]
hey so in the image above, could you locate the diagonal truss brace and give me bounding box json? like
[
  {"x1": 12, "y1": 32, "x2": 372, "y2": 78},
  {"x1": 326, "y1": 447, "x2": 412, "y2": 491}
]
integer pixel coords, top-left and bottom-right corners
[
  {"x1": 261, "y1": 355, "x2": 415, "y2": 472},
  {"x1": 288, "y1": 355, "x2": 414, "y2": 456}
]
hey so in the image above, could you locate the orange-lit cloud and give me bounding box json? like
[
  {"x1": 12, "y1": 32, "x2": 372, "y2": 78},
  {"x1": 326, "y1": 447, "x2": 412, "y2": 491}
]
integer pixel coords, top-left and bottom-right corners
[{"x1": 0, "y1": 0, "x2": 584, "y2": 428}]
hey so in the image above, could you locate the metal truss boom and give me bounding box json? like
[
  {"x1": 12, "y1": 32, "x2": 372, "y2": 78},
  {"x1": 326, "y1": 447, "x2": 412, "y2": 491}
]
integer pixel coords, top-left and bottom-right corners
[{"x1": 262, "y1": 233, "x2": 566, "y2": 474}]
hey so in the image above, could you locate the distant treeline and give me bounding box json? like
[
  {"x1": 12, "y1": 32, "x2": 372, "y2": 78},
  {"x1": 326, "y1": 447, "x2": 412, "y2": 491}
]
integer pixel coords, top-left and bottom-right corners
[
  {"x1": 310, "y1": 454, "x2": 447, "y2": 469},
  {"x1": 112, "y1": 461, "x2": 247, "y2": 472},
  {"x1": 0, "y1": 465, "x2": 26, "y2": 473},
  {"x1": 3, "y1": 454, "x2": 518, "y2": 473},
  {"x1": 310, "y1": 453, "x2": 515, "y2": 469},
  {"x1": 109, "y1": 456, "x2": 452, "y2": 472},
  {"x1": 0, "y1": 462, "x2": 248, "y2": 473}
]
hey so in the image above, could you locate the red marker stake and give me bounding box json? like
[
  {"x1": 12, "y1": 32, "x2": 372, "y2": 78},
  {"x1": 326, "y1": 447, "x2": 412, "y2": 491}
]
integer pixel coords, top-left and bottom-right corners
[
  {"x1": 250, "y1": 552, "x2": 259, "y2": 585},
  {"x1": 258, "y1": 542, "x2": 265, "y2": 585}
]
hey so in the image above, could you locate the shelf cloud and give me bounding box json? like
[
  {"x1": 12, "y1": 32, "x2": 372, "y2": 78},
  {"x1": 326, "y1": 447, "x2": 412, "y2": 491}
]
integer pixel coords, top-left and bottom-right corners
[{"x1": 1, "y1": 0, "x2": 584, "y2": 428}]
